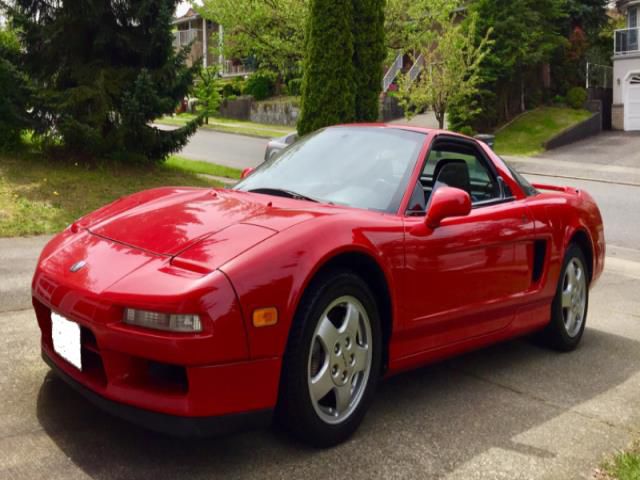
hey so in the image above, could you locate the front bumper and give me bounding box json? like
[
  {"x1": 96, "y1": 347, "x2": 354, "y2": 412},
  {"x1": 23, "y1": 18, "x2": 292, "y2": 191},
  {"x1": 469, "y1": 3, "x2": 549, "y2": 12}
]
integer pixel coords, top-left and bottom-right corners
[
  {"x1": 43, "y1": 350, "x2": 273, "y2": 437},
  {"x1": 35, "y1": 295, "x2": 282, "y2": 423},
  {"x1": 32, "y1": 230, "x2": 283, "y2": 432}
]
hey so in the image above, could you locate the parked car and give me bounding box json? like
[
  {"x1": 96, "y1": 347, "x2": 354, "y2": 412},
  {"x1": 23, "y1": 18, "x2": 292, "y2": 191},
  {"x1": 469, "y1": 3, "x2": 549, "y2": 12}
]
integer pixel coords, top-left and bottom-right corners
[
  {"x1": 33, "y1": 125, "x2": 605, "y2": 447},
  {"x1": 264, "y1": 132, "x2": 298, "y2": 161},
  {"x1": 264, "y1": 131, "x2": 495, "y2": 162}
]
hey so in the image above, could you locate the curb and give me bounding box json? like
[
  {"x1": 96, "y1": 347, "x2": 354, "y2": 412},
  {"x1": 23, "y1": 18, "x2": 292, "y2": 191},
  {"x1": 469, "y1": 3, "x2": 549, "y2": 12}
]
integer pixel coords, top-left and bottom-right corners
[
  {"x1": 518, "y1": 170, "x2": 640, "y2": 188},
  {"x1": 153, "y1": 121, "x2": 291, "y2": 140}
]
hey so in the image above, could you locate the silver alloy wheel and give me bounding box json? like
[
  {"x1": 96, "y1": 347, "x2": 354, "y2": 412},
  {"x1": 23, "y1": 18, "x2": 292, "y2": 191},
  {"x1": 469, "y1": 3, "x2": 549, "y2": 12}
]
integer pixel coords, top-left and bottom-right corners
[
  {"x1": 307, "y1": 295, "x2": 373, "y2": 425},
  {"x1": 561, "y1": 257, "x2": 587, "y2": 338}
]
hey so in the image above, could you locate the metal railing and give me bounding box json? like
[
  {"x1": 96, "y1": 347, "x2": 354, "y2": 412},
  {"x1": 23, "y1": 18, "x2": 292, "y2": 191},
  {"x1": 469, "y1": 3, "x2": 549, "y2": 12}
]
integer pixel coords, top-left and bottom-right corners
[
  {"x1": 586, "y1": 62, "x2": 613, "y2": 89},
  {"x1": 382, "y1": 53, "x2": 404, "y2": 92},
  {"x1": 408, "y1": 54, "x2": 425, "y2": 83},
  {"x1": 615, "y1": 27, "x2": 640, "y2": 55},
  {"x1": 221, "y1": 60, "x2": 255, "y2": 77},
  {"x1": 174, "y1": 29, "x2": 202, "y2": 48}
]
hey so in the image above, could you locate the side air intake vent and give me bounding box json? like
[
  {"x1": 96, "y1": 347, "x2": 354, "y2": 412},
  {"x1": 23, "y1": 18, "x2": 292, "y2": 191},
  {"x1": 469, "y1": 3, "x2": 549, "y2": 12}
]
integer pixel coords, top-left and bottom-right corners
[{"x1": 532, "y1": 240, "x2": 548, "y2": 284}]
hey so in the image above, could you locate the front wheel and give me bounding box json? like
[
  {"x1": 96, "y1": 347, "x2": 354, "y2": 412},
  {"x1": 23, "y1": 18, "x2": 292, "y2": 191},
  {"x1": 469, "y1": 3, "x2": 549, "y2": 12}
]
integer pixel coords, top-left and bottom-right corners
[
  {"x1": 277, "y1": 271, "x2": 382, "y2": 447},
  {"x1": 542, "y1": 244, "x2": 589, "y2": 351}
]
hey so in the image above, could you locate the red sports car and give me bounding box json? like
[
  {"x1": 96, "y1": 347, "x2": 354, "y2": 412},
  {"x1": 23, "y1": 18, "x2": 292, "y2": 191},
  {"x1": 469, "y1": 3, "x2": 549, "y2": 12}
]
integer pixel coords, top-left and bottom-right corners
[{"x1": 33, "y1": 125, "x2": 605, "y2": 447}]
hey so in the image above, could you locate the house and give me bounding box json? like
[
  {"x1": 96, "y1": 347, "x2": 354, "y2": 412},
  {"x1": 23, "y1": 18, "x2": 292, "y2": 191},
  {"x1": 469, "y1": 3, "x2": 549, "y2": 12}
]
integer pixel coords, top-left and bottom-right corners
[
  {"x1": 613, "y1": 0, "x2": 640, "y2": 130},
  {"x1": 173, "y1": 8, "x2": 254, "y2": 77}
]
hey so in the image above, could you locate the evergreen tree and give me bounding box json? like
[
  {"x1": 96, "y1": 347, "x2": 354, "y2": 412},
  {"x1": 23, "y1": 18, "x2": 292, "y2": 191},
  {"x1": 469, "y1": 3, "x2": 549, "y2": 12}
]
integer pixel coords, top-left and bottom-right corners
[
  {"x1": 564, "y1": 0, "x2": 609, "y2": 38},
  {"x1": 298, "y1": 0, "x2": 356, "y2": 136},
  {"x1": 10, "y1": 0, "x2": 199, "y2": 162},
  {"x1": 0, "y1": 25, "x2": 31, "y2": 150},
  {"x1": 352, "y1": 0, "x2": 386, "y2": 122},
  {"x1": 449, "y1": 0, "x2": 566, "y2": 130}
]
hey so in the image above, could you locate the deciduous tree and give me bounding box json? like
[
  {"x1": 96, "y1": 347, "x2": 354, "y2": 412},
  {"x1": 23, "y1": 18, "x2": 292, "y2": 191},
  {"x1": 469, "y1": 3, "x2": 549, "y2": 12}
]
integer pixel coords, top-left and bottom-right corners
[
  {"x1": 396, "y1": 0, "x2": 492, "y2": 129},
  {"x1": 198, "y1": 0, "x2": 308, "y2": 80}
]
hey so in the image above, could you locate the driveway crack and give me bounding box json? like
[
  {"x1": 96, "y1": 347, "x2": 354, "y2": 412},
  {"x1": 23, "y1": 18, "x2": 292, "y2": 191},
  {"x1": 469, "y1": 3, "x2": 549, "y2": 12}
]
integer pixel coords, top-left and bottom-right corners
[{"x1": 447, "y1": 365, "x2": 639, "y2": 435}]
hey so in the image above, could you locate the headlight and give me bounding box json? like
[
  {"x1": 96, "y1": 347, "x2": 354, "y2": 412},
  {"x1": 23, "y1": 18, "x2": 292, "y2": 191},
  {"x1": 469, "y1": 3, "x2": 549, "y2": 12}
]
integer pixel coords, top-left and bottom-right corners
[{"x1": 123, "y1": 309, "x2": 202, "y2": 333}]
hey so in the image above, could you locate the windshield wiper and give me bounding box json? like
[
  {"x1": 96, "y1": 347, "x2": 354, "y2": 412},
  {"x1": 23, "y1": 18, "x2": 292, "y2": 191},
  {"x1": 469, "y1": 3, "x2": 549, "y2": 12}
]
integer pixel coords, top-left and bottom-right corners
[{"x1": 248, "y1": 188, "x2": 320, "y2": 203}]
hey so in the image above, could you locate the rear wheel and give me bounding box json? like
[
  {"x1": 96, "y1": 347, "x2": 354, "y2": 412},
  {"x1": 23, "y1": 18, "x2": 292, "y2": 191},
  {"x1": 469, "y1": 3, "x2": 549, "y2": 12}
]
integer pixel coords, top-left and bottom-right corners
[
  {"x1": 277, "y1": 270, "x2": 382, "y2": 447},
  {"x1": 542, "y1": 244, "x2": 589, "y2": 351}
]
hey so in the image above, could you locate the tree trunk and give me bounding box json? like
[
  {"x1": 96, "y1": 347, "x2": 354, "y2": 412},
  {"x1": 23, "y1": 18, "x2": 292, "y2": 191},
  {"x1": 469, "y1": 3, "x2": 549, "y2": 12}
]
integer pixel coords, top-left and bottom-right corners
[{"x1": 436, "y1": 109, "x2": 445, "y2": 129}]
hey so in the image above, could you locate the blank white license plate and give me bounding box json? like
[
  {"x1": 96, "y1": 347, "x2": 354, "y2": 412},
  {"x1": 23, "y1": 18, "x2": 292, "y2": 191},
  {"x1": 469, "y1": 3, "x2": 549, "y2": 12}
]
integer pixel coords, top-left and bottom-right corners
[{"x1": 51, "y1": 312, "x2": 82, "y2": 371}]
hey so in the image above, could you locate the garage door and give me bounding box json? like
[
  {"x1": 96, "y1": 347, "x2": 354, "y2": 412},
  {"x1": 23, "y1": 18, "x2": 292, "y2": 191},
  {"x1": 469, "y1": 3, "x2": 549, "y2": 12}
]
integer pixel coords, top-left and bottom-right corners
[{"x1": 625, "y1": 74, "x2": 640, "y2": 131}]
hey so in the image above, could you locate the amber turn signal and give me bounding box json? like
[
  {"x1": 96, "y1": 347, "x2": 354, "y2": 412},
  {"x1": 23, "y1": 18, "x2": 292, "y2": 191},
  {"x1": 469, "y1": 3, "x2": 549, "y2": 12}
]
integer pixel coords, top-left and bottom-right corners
[{"x1": 253, "y1": 307, "x2": 278, "y2": 327}]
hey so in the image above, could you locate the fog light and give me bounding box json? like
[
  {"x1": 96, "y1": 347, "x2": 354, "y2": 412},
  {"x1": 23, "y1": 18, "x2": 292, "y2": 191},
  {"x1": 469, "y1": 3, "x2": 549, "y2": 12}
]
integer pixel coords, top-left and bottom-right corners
[{"x1": 124, "y1": 309, "x2": 202, "y2": 333}]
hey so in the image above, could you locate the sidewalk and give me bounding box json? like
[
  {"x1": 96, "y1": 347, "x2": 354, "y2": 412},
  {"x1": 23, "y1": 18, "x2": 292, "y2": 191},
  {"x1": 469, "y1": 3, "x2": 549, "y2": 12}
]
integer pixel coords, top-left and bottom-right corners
[
  {"x1": 504, "y1": 155, "x2": 640, "y2": 187},
  {"x1": 502, "y1": 131, "x2": 640, "y2": 187},
  {"x1": 154, "y1": 116, "x2": 293, "y2": 139}
]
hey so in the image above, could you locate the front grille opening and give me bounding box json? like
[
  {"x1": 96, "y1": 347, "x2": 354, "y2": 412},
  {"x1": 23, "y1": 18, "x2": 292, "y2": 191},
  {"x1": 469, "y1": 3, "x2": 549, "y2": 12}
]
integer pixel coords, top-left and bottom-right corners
[
  {"x1": 80, "y1": 326, "x2": 107, "y2": 386},
  {"x1": 146, "y1": 361, "x2": 188, "y2": 395},
  {"x1": 81, "y1": 327, "x2": 99, "y2": 352}
]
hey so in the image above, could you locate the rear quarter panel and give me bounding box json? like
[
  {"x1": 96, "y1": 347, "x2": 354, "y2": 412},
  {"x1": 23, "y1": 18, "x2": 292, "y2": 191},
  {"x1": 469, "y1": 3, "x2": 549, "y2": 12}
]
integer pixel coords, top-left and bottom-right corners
[{"x1": 526, "y1": 185, "x2": 605, "y2": 298}]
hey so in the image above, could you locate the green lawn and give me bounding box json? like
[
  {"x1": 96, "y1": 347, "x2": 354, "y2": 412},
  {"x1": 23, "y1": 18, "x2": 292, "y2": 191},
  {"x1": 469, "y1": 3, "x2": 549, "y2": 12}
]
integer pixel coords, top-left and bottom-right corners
[
  {"x1": 165, "y1": 156, "x2": 241, "y2": 179},
  {"x1": 157, "y1": 113, "x2": 294, "y2": 139},
  {"x1": 0, "y1": 154, "x2": 241, "y2": 237},
  {"x1": 602, "y1": 448, "x2": 640, "y2": 480},
  {"x1": 494, "y1": 107, "x2": 593, "y2": 157}
]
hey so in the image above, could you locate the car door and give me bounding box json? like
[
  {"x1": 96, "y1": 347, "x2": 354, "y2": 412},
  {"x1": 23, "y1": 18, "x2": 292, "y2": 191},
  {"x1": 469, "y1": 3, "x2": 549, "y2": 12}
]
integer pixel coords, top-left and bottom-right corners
[{"x1": 399, "y1": 136, "x2": 536, "y2": 355}]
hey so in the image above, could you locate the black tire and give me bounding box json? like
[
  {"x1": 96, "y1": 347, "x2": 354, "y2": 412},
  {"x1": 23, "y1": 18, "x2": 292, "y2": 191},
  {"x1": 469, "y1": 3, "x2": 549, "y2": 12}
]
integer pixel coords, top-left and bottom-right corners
[
  {"x1": 541, "y1": 243, "x2": 590, "y2": 351},
  {"x1": 276, "y1": 269, "x2": 382, "y2": 448}
]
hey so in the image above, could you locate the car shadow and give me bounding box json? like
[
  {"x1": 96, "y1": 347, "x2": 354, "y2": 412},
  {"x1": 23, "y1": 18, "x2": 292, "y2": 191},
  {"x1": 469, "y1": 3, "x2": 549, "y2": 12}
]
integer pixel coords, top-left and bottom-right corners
[{"x1": 36, "y1": 328, "x2": 639, "y2": 479}]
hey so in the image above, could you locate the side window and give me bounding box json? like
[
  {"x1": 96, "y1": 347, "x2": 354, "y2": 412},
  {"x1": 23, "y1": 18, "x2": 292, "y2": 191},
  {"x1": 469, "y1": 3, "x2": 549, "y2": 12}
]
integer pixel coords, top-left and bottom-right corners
[{"x1": 419, "y1": 142, "x2": 502, "y2": 206}]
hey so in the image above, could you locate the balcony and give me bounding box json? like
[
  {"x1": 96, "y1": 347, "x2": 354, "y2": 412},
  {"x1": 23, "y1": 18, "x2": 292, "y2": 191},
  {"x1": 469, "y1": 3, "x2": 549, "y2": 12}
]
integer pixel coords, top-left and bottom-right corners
[
  {"x1": 221, "y1": 60, "x2": 255, "y2": 78},
  {"x1": 174, "y1": 29, "x2": 202, "y2": 48},
  {"x1": 615, "y1": 27, "x2": 640, "y2": 56}
]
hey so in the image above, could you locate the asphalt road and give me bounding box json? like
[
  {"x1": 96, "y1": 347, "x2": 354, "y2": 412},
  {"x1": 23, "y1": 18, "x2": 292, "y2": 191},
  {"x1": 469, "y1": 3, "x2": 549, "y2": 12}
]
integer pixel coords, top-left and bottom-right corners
[
  {"x1": 159, "y1": 125, "x2": 269, "y2": 169},
  {"x1": 2, "y1": 132, "x2": 640, "y2": 479}
]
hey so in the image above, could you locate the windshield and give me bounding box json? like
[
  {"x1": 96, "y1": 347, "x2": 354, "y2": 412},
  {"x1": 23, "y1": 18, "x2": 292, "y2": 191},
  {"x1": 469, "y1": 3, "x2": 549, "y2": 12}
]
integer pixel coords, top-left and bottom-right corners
[{"x1": 234, "y1": 127, "x2": 426, "y2": 212}]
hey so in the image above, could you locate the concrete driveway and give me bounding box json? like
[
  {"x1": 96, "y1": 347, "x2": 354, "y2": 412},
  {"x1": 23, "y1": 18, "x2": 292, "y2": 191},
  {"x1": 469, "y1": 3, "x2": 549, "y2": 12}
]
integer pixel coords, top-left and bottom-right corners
[
  {"x1": 535, "y1": 131, "x2": 640, "y2": 168},
  {"x1": 2, "y1": 136, "x2": 640, "y2": 479},
  {"x1": 2, "y1": 246, "x2": 640, "y2": 479}
]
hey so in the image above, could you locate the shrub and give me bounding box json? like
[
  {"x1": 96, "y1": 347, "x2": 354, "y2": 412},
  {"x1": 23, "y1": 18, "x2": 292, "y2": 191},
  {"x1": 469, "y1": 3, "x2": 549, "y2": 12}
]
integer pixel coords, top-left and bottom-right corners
[
  {"x1": 457, "y1": 126, "x2": 475, "y2": 136},
  {"x1": 553, "y1": 95, "x2": 566, "y2": 106},
  {"x1": 194, "y1": 67, "x2": 221, "y2": 122},
  {"x1": 287, "y1": 78, "x2": 303, "y2": 96},
  {"x1": 221, "y1": 78, "x2": 244, "y2": 98},
  {"x1": 566, "y1": 87, "x2": 587, "y2": 109},
  {"x1": 222, "y1": 83, "x2": 238, "y2": 98},
  {"x1": 243, "y1": 73, "x2": 275, "y2": 101}
]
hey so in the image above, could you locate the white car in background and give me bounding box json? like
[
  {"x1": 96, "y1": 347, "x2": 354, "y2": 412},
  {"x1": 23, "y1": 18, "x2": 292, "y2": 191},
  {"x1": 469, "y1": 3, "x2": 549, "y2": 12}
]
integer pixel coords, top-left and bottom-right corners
[
  {"x1": 264, "y1": 131, "x2": 495, "y2": 162},
  {"x1": 264, "y1": 132, "x2": 299, "y2": 161}
]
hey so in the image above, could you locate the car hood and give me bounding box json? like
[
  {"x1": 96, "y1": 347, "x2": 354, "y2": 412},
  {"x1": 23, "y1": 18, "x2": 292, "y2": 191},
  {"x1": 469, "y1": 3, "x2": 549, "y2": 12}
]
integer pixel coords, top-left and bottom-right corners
[{"x1": 82, "y1": 188, "x2": 334, "y2": 256}]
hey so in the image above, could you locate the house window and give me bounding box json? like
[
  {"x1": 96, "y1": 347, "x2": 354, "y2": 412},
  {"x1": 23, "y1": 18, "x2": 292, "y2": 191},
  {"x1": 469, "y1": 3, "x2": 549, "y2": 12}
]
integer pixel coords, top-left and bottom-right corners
[
  {"x1": 629, "y1": 74, "x2": 640, "y2": 84},
  {"x1": 630, "y1": 7, "x2": 638, "y2": 29}
]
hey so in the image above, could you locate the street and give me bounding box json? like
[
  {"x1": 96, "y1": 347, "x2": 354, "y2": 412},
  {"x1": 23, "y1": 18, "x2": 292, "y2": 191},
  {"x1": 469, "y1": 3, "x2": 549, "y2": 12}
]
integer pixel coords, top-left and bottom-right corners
[
  {"x1": 2, "y1": 132, "x2": 640, "y2": 479},
  {"x1": 158, "y1": 125, "x2": 269, "y2": 169}
]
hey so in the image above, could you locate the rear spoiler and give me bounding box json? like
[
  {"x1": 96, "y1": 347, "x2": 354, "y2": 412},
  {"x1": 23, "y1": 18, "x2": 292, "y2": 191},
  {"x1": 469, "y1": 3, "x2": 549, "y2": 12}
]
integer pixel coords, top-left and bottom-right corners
[{"x1": 532, "y1": 183, "x2": 579, "y2": 194}]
